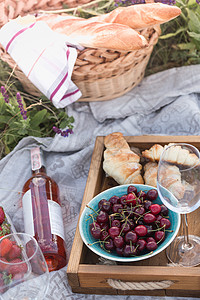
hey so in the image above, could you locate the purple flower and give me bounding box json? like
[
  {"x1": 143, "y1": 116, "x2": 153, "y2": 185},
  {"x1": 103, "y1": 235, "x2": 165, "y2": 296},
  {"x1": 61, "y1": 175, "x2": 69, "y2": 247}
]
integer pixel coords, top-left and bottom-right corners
[
  {"x1": 16, "y1": 92, "x2": 27, "y2": 120},
  {"x1": 196, "y1": 0, "x2": 199, "y2": 4},
  {"x1": 53, "y1": 126, "x2": 73, "y2": 137},
  {"x1": 1, "y1": 86, "x2": 9, "y2": 103}
]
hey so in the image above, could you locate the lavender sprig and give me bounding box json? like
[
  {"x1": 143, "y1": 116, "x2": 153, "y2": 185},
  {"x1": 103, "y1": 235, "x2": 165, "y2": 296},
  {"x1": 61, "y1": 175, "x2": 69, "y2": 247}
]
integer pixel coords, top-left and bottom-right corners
[
  {"x1": 1, "y1": 86, "x2": 9, "y2": 103},
  {"x1": 53, "y1": 126, "x2": 73, "y2": 137},
  {"x1": 16, "y1": 92, "x2": 27, "y2": 120}
]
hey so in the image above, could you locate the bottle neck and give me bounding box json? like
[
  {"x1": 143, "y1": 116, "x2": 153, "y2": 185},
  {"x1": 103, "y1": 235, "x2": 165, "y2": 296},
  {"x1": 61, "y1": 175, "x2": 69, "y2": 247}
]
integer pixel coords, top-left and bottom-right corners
[
  {"x1": 32, "y1": 166, "x2": 46, "y2": 175},
  {"x1": 31, "y1": 147, "x2": 46, "y2": 174}
]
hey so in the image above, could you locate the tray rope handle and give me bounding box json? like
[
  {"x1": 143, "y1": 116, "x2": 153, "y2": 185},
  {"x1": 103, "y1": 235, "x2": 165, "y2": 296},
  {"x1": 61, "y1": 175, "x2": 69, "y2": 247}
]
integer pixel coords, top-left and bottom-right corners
[
  {"x1": 98, "y1": 258, "x2": 174, "y2": 291},
  {"x1": 107, "y1": 278, "x2": 174, "y2": 291}
]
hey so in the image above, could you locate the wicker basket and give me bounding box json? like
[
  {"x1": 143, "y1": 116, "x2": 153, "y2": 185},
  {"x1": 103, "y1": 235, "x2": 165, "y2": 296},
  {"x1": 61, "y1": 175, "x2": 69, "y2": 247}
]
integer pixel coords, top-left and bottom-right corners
[{"x1": 0, "y1": 1, "x2": 161, "y2": 102}]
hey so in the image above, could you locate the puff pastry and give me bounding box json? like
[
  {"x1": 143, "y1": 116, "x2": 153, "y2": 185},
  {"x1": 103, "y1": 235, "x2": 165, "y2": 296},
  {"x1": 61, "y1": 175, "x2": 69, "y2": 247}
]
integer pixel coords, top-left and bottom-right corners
[
  {"x1": 143, "y1": 162, "x2": 158, "y2": 188},
  {"x1": 142, "y1": 144, "x2": 164, "y2": 162},
  {"x1": 163, "y1": 144, "x2": 200, "y2": 167},
  {"x1": 158, "y1": 165, "x2": 185, "y2": 199},
  {"x1": 103, "y1": 132, "x2": 144, "y2": 185}
]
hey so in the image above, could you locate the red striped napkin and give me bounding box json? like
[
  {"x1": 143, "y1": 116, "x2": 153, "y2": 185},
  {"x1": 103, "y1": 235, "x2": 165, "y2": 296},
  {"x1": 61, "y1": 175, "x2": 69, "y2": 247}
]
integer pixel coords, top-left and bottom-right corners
[{"x1": 0, "y1": 18, "x2": 83, "y2": 108}]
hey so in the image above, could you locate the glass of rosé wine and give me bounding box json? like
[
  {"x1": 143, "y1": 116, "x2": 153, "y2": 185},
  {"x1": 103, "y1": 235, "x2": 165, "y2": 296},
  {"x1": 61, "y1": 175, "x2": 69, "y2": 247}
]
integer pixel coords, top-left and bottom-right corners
[
  {"x1": 0, "y1": 232, "x2": 49, "y2": 300},
  {"x1": 157, "y1": 143, "x2": 200, "y2": 267}
]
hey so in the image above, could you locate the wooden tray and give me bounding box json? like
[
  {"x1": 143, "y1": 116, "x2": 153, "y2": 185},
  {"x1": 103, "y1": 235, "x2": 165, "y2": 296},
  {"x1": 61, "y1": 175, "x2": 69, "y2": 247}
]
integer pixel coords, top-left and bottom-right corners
[{"x1": 67, "y1": 135, "x2": 200, "y2": 297}]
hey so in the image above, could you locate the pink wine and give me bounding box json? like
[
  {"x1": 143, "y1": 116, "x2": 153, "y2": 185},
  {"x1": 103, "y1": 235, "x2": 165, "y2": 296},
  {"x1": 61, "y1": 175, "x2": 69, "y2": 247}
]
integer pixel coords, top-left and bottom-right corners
[{"x1": 22, "y1": 147, "x2": 67, "y2": 272}]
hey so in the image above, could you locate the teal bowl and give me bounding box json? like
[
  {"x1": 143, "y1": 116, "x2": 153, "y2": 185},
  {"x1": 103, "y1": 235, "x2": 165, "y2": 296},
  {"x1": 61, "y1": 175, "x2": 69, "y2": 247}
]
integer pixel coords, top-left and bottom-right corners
[{"x1": 79, "y1": 184, "x2": 181, "y2": 262}]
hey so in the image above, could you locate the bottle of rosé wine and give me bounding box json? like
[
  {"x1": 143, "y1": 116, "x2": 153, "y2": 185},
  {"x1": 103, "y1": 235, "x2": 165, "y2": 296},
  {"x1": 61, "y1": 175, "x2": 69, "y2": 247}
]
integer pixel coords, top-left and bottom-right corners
[{"x1": 22, "y1": 147, "x2": 67, "y2": 272}]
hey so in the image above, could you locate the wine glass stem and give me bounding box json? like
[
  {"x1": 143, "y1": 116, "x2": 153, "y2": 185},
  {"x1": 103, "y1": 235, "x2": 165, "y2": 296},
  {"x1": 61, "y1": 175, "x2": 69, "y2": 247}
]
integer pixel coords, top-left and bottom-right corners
[{"x1": 182, "y1": 214, "x2": 192, "y2": 249}]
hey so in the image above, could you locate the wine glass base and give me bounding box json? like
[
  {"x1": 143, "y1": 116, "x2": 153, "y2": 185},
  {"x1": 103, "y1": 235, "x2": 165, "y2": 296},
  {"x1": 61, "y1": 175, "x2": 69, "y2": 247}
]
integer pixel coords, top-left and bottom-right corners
[{"x1": 166, "y1": 235, "x2": 200, "y2": 267}]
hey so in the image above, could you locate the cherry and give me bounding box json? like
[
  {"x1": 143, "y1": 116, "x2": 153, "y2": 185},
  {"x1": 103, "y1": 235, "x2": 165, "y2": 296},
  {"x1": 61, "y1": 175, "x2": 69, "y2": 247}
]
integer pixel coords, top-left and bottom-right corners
[
  {"x1": 149, "y1": 204, "x2": 161, "y2": 215},
  {"x1": 112, "y1": 203, "x2": 123, "y2": 213},
  {"x1": 125, "y1": 206, "x2": 135, "y2": 218},
  {"x1": 98, "y1": 222, "x2": 109, "y2": 231},
  {"x1": 111, "y1": 219, "x2": 121, "y2": 228},
  {"x1": 98, "y1": 199, "x2": 107, "y2": 210},
  {"x1": 124, "y1": 231, "x2": 138, "y2": 243},
  {"x1": 96, "y1": 211, "x2": 109, "y2": 223},
  {"x1": 143, "y1": 213, "x2": 156, "y2": 224},
  {"x1": 160, "y1": 218, "x2": 171, "y2": 229},
  {"x1": 137, "y1": 190, "x2": 147, "y2": 200},
  {"x1": 113, "y1": 236, "x2": 124, "y2": 248},
  {"x1": 123, "y1": 244, "x2": 137, "y2": 256},
  {"x1": 90, "y1": 226, "x2": 101, "y2": 239},
  {"x1": 160, "y1": 204, "x2": 168, "y2": 216},
  {"x1": 120, "y1": 195, "x2": 127, "y2": 205},
  {"x1": 104, "y1": 238, "x2": 115, "y2": 251},
  {"x1": 90, "y1": 222, "x2": 100, "y2": 230},
  {"x1": 134, "y1": 225, "x2": 147, "y2": 237},
  {"x1": 146, "y1": 189, "x2": 158, "y2": 201},
  {"x1": 109, "y1": 196, "x2": 120, "y2": 205},
  {"x1": 146, "y1": 241, "x2": 158, "y2": 251},
  {"x1": 127, "y1": 185, "x2": 137, "y2": 194},
  {"x1": 116, "y1": 247, "x2": 124, "y2": 256},
  {"x1": 146, "y1": 236, "x2": 155, "y2": 243},
  {"x1": 108, "y1": 226, "x2": 120, "y2": 239},
  {"x1": 136, "y1": 239, "x2": 147, "y2": 252},
  {"x1": 145, "y1": 225, "x2": 154, "y2": 236},
  {"x1": 101, "y1": 201, "x2": 111, "y2": 213},
  {"x1": 121, "y1": 222, "x2": 131, "y2": 233},
  {"x1": 134, "y1": 206, "x2": 145, "y2": 216},
  {"x1": 144, "y1": 200, "x2": 152, "y2": 211},
  {"x1": 100, "y1": 230, "x2": 109, "y2": 241},
  {"x1": 155, "y1": 231, "x2": 165, "y2": 243},
  {"x1": 126, "y1": 193, "x2": 137, "y2": 205}
]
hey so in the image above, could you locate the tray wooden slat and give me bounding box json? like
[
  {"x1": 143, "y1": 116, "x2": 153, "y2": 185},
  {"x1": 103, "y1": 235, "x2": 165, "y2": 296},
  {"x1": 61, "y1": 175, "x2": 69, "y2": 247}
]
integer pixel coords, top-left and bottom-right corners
[{"x1": 67, "y1": 135, "x2": 200, "y2": 297}]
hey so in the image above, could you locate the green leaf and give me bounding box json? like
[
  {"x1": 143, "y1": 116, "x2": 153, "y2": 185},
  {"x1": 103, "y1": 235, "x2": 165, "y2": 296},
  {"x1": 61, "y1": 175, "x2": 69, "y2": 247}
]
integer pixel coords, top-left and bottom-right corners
[
  {"x1": 159, "y1": 27, "x2": 187, "y2": 39},
  {"x1": 187, "y1": 31, "x2": 200, "y2": 41},
  {"x1": 187, "y1": 9, "x2": 200, "y2": 33},
  {"x1": 177, "y1": 42, "x2": 197, "y2": 50},
  {"x1": 30, "y1": 109, "x2": 47, "y2": 127},
  {"x1": 0, "y1": 115, "x2": 12, "y2": 124}
]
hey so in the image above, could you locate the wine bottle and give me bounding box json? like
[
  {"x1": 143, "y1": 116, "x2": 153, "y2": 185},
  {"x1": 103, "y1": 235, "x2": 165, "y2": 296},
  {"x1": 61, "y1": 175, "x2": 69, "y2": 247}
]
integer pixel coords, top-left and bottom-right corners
[{"x1": 22, "y1": 147, "x2": 67, "y2": 272}]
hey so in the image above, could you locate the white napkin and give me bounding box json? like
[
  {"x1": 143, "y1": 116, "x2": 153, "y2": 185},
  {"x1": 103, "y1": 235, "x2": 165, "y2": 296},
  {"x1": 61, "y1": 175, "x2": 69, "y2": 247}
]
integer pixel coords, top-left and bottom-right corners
[{"x1": 0, "y1": 19, "x2": 83, "y2": 108}]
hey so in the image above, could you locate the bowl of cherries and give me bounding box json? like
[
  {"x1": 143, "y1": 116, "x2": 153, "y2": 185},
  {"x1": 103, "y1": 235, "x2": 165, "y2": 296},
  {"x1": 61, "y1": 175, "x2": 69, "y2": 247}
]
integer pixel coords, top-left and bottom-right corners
[{"x1": 79, "y1": 184, "x2": 181, "y2": 262}]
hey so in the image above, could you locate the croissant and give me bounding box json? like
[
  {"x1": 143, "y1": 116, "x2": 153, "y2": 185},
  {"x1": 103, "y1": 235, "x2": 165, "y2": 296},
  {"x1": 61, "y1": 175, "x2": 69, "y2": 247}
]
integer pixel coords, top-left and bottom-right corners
[
  {"x1": 142, "y1": 144, "x2": 164, "y2": 162},
  {"x1": 143, "y1": 162, "x2": 158, "y2": 188},
  {"x1": 163, "y1": 144, "x2": 200, "y2": 167},
  {"x1": 158, "y1": 165, "x2": 185, "y2": 199},
  {"x1": 103, "y1": 132, "x2": 144, "y2": 185}
]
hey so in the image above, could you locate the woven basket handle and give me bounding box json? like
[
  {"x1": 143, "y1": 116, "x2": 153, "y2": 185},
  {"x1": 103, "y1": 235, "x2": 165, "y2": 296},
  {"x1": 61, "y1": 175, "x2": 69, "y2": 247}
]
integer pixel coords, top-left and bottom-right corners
[{"x1": 107, "y1": 278, "x2": 174, "y2": 291}]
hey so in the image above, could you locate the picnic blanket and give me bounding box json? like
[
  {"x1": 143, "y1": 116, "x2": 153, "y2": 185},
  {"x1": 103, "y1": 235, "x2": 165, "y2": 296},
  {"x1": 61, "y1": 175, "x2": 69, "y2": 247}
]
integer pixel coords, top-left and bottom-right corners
[{"x1": 0, "y1": 64, "x2": 200, "y2": 300}]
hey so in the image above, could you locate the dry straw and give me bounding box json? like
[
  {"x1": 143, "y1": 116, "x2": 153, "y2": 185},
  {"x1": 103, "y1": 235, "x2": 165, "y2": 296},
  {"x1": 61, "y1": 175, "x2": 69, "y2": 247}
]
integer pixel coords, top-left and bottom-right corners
[{"x1": 0, "y1": 0, "x2": 160, "y2": 102}]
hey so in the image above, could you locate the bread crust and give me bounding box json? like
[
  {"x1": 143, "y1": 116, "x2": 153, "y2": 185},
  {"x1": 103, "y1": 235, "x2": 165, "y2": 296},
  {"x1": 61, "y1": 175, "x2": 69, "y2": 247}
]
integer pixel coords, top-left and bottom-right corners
[
  {"x1": 91, "y1": 3, "x2": 181, "y2": 29},
  {"x1": 103, "y1": 132, "x2": 144, "y2": 185},
  {"x1": 36, "y1": 14, "x2": 148, "y2": 51}
]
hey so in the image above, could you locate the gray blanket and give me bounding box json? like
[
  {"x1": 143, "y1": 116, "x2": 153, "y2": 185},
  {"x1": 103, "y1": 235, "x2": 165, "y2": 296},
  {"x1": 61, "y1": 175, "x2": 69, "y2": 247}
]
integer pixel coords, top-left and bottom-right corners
[{"x1": 0, "y1": 64, "x2": 200, "y2": 300}]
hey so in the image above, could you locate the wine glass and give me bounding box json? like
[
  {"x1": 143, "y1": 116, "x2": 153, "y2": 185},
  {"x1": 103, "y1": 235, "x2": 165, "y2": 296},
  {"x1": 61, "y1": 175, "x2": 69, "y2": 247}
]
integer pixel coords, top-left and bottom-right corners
[
  {"x1": 157, "y1": 143, "x2": 200, "y2": 267},
  {"x1": 0, "y1": 233, "x2": 49, "y2": 300}
]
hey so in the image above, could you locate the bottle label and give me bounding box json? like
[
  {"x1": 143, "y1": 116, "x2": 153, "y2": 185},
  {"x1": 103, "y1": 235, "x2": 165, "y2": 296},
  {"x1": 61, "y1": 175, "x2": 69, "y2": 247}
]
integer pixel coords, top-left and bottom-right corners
[
  {"x1": 48, "y1": 200, "x2": 65, "y2": 241},
  {"x1": 22, "y1": 190, "x2": 65, "y2": 241},
  {"x1": 22, "y1": 189, "x2": 35, "y2": 236}
]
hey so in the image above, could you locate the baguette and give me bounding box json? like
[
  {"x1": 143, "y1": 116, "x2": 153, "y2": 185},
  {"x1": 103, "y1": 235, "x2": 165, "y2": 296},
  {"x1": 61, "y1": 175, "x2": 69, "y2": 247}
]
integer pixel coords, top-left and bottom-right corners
[
  {"x1": 90, "y1": 3, "x2": 181, "y2": 30},
  {"x1": 36, "y1": 14, "x2": 148, "y2": 51}
]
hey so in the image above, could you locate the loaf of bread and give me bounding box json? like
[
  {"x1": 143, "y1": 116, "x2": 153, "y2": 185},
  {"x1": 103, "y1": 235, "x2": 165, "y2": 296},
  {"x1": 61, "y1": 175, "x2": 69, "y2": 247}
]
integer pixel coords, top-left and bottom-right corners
[
  {"x1": 90, "y1": 3, "x2": 181, "y2": 30},
  {"x1": 36, "y1": 14, "x2": 148, "y2": 51},
  {"x1": 103, "y1": 132, "x2": 144, "y2": 185}
]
